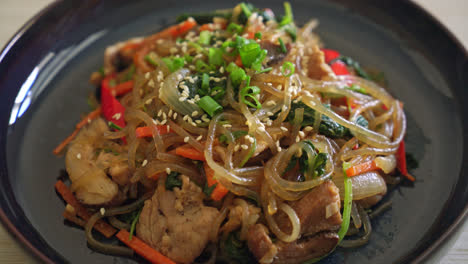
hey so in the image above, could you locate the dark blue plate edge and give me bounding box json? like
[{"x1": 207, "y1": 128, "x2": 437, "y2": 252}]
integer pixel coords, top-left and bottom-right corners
[{"x1": 0, "y1": 0, "x2": 465, "y2": 263}]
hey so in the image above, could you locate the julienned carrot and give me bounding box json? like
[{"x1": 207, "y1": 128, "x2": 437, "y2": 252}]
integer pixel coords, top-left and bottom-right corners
[
  {"x1": 204, "y1": 163, "x2": 229, "y2": 201},
  {"x1": 235, "y1": 55, "x2": 243, "y2": 67},
  {"x1": 54, "y1": 181, "x2": 117, "y2": 238},
  {"x1": 175, "y1": 144, "x2": 205, "y2": 161},
  {"x1": 345, "y1": 160, "x2": 379, "y2": 177},
  {"x1": 116, "y1": 229, "x2": 176, "y2": 264},
  {"x1": 53, "y1": 108, "x2": 102, "y2": 155},
  {"x1": 167, "y1": 18, "x2": 197, "y2": 38},
  {"x1": 135, "y1": 125, "x2": 173, "y2": 138},
  {"x1": 111, "y1": 80, "x2": 134, "y2": 96},
  {"x1": 63, "y1": 210, "x2": 86, "y2": 227},
  {"x1": 76, "y1": 107, "x2": 102, "y2": 129},
  {"x1": 199, "y1": 23, "x2": 214, "y2": 32},
  {"x1": 397, "y1": 141, "x2": 415, "y2": 182}
]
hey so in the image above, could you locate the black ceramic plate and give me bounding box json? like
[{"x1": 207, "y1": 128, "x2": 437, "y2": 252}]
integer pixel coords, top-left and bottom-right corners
[{"x1": 0, "y1": 0, "x2": 467, "y2": 263}]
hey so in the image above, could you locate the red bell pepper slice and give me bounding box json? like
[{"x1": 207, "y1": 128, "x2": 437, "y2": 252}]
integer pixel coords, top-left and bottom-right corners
[
  {"x1": 321, "y1": 48, "x2": 340, "y2": 64},
  {"x1": 396, "y1": 141, "x2": 415, "y2": 182},
  {"x1": 101, "y1": 85, "x2": 126, "y2": 129},
  {"x1": 330, "y1": 60, "x2": 350, "y2": 75},
  {"x1": 101, "y1": 74, "x2": 134, "y2": 97}
]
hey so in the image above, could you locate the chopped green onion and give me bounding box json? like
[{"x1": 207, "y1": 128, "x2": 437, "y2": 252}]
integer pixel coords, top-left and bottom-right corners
[
  {"x1": 189, "y1": 42, "x2": 204, "y2": 53},
  {"x1": 338, "y1": 162, "x2": 353, "y2": 242},
  {"x1": 226, "y1": 62, "x2": 238, "y2": 73},
  {"x1": 197, "y1": 96, "x2": 223, "y2": 117},
  {"x1": 227, "y1": 23, "x2": 243, "y2": 34},
  {"x1": 240, "y1": 76, "x2": 262, "y2": 109},
  {"x1": 128, "y1": 207, "x2": 143, "y2": 240},
  {"x1": 284, "y1": 25, "x2": 297, "y2": 42},
  {"x1": 239, "y1": 135, "x2": 256, "y2": 167},
  {"x1": 200, "y1": 73, "x2": 210, "y2": 95},
  {"x1": 198, "y1": 30, "x2": 212, "y2": 45},
  {"x1": 208, "y1": 48, "x2": 224, "y2": 66},
  {"x1": 346, "y1": 84, "x2": 368, "y2": 94},
  {"x1": 278, "y1": 38, "x2": 287, "y2": 54},
  {"x1": 144, "y1": 52, "x2": 159, "y2": 67},
  {"x1": 256, "y1": 67, "x2": 273, "y2": 74},
  {"x1": 162, "y1": 57, "x2": 185, "y2": 72},
  {"x1": 239, "y1": 42, "x2": 261, "y2": 67},
  {"x1": 254, "y1": 32, "x2": 262, "y2": 39},
  {"x1": 230, "y1": 67, "x2": 247, "y2": 87},
  {"x1": 219, "y1": 130, "x2": 248, "y2": 143},
  {"x1": 108, "y1": 121, "x2": 122, "y2": 131},
  {"x1": 250, "y1": 49, "x2": 267, "y2": 72},
  {"x1": 279, "y1": 2, "x2": 293, "y2": 26},
  {"x1": 240, "y1": 3, "x2": 252, "y2": 18},
  {"x1": 98, "y1": 67, "x2": 105, "y2": 76},
  {"x1": 281, "y1": 61, "x2": 295, "y2": 77}
]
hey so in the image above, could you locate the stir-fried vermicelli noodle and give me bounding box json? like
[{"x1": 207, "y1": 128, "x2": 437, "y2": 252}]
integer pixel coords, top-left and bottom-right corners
[{"x1": 54, "y1": 3, "x2": 414, "y2": 263}]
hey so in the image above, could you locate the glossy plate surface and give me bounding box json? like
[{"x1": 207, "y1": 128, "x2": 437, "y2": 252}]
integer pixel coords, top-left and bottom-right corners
[{"x1": 0, "y1": 0, "x2": 466, "y2": 263}]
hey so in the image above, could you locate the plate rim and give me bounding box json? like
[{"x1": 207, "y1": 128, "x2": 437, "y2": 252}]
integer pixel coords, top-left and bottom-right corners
[{"x1": 0, "y1": 0, "x2": 466, "y2": 263}]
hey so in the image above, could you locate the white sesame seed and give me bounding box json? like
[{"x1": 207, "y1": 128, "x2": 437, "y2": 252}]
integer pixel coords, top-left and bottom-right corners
[
  {"x1": 220, "y1": 66, "x2": 224, "y2": 73},
  {"x1": 166, "y1": 168, "x2": 171, "y2": 174},
  {"x1": 277, "y1": 146, "x2": 282, "y2": 152},
  {"x1": 162, "y1": 112, "x2": 167, "y2": 120},
  {"x1": 192, "y1": 111, "x2": 199, "y2": 117},
  {"x1": 247, "y1": 137, "x2": 255, "y2": 143},
  {"x1": 241, "y1": 144, "x2": 249, "y2": 150},
  {"x1": 280, "y1": 126, "x2": 288, "y2": 132},
  {"x1": 223, "y1": 124, "x2": 232, "y2": 128},
  {"x1": 167, "y1": 125, "x2": 170, "y2": 132},
  {"x1": 168, "y1": 109, "x2": 173, "y2": 117},
  {"x1": 179, "y1": 97, "x2": 187, "y2": 102},
  {"x1": 76, "y1": 153, "x2": 81, "y2": 160},
  {"x1": 304, "y1": 126, "x2": 313, "y2": 132},
  {"x1": 173, "y1": 112, "x2": 178, "y2": 119},
  {"x1": 234, "y1": 145, "x2": 240, "y2": 152},
  {"x1": 148, "y1": 79, "x2": 155, "y2": 87},
  {"x1": 170, "y1": 47, "x2": 178, "y2": 53},
  {"x1": 245, "y1": 120, "x2": 251, "y2": 126},
  {"x1": 145, "y1": 98, "x2": 153, "y2": 105},
  {"x1": 258, "y1": 126, "x2": 265, "y2": 132},
  {"x1": 191, "y1": 121, "x2": 197, "y2": 126},
  {"x1": 266, "y1": 100, "x2": 276, "y2": 106},
  {"x1": 157, "y1": 110, "x2": 162, "y2": 117},
  {"x1": 160, "y1": 119, "x2": 167, "y2": 125},
  {"x1": 296, "y1": 136, "x2": 300, "y2": 142},
  {"x1": 184, "y1": 136, "x2": 190, "y2": 143},
  {"x1": 142, "y1": 160, "x2": 148, "y2": 167},
  {"x1": 100, "y1": 208, "x2": 106, "y2": 216},
  {"x1": 267, "y1": 111, "x2": 274, "y2": 116},
  {"x1": 177, "y1": 74, "x2": 183, "y2": 80},
  {"x1": 145, "y1": 72, "x2": 151, "y2": 79},
  {"x1": 183, "y1": 115, "x2": 189, "y2": 121},
  {"x1": 299, "y1": 131, "x2": 305, "y2": 138},
  {"x1": 112, "y1": 113, "x2": 121, "y2": 120},
  {"x1": 282, "y1": 105, "x2": 288, "y2": 112},
  {"x1": 195, "y1": 120, "x2": 202, "y2": 124},
  {"x1": 196, "y1": 135, "x2": 203, "y2": 141}
]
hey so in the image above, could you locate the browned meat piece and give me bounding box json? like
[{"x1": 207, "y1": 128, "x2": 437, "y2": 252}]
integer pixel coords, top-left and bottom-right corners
[
  {"x1": 247, "y1": 224, "x2": 339, "y2": 264},
  {"x1": 261, "y1": 41, "x2": 290, "y2": 66},
  {"x1": 307, "y1": 45, "x2": 334, "y2": 80},
  {"x1": 277, "y1": 181, "x2": 342, "y2": 236},
  {"x1": 136, "y1": 175, "x2": 219, "y2": 264},
  {"x1": 103, "y1": 37, "x2": 143, "y2": 73},
  {"x1": 108, "y1": 162, "x2": 131, "y2": 186}
]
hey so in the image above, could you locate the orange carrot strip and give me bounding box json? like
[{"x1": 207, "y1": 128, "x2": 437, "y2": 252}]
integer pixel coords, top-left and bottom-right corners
[
  {"x1": 175, "y1": 144, "x2": 205, "y2": 161},
  {"x1": 135, "y1": 125, "x2": 173, "y2": 138},
  {"x1": 168, "y1": 19, "x2": 197, "y2": 38},
  {"x1": 199, "y1": 23, "x2": 214, "y2": 32},
  {"x1": 111, "y1": 80, "x2": 134, "y2": 96},
  {"x1": 76, "y1": 107, "x2": 102, "y2": 129},
  {"x1": 345, "y1": 160, "x2": 379, "y2": 177},
  {"x1": 204, "y1": 163, "x2": 229, "y2": 201},
  {"x1": 53, "y1": 108, "x2": 102, "y2": 155},
  {"x1": 116, "y1": 230, "x2": 176, "y2": 264},
  {"x1": 63, "y1": 210, "x2": 86, "y2": 227},
  {"x1": 235, "y1": 55, "x2": 243, "y2": 67},
  {"x1": 54, "y1": 181, "x2": 117, "y2": 238}
]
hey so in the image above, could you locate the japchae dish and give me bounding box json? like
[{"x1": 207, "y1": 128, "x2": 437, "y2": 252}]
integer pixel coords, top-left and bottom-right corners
[{"x1": 53, "y1": 3, "x2": 415, "y2": 263}]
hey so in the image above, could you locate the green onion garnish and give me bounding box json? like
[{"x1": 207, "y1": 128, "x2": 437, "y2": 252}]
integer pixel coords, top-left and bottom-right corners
[
  {"x1": 239, "y1": 135, "x2": 256, "y2": 167},
  {"x1": 196, "y1": 60, "x2": 212, "y2": 72},
  {"x1": 338, "y1": 162, "x2": 353, "y2": 241},
  {"x1": 240, "y1": 76, "x2": 262, "y2": 109},
  {"x1": 198, "y1": 30, "x2": 212, "y2": 45},
  {"x1": 240, "y1": 3, "x2": 252, "y2": 18},
  {"x1": 239, "y1": 42, "x2": 261, "y2": 67},
  {"x1": 162, "y1": 57, "x2": 185, "y2": 72},
  {"x1": 108, "y1": 121, "x2": 122, "y2": 131},
  {"x1": 279, "y1": 2, "x2": 293, "y2": 26},
  {"x1": 278, "y1": 38, "x2": 287, "y2": 54},
  {"x1": 201, "y1": 73, "x2": 210, "y2": 95},
  {"x1": 128, "y1": 207, "x2": 143, "y2": 240},
  {"x1": 208, "y1": 48, "x2": 224, "y2": 66},
  {"x1": 254, "y1": 32, "x2": 262, "y2": 39},
  {"x1": 197, "y1": 96, "x2": 223, "y2": 117},
  {"x1": 230, "y1": 67, "x2": 247, "y2": 87},
  {"x1": 281, "y1": 61, "x2": 295, "y2": 77},
  {"x1": 256, "y1": 67, "x2": 273, "y2": 74},
  {"x1": 227, "y1": 23, "x2": 243, "y2": 35},
  {"x1": 144, "y1": 52, "x2": 159, "y2": 67}
]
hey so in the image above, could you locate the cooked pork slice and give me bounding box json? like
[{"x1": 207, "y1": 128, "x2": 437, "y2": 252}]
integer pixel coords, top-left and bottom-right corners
[
  {"x1": 307, "y1": 45, "x2": 334, "y2": 80},
  {"x1": 247, "y1": 223, "x2": 339, "y2": 264},
  {"x1": 276, "y1": 181, "x2": 342, "y2": 236},
  {"x1": 136, "y1": 175, "x2": 219, "y2": 264}
]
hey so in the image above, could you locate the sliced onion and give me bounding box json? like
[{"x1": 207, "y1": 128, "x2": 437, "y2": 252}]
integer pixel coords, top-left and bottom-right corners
[
  {"x1": 333, "y1": 171, "x2": 387, "y2": 200},
  {"x1": 159, "y1": 68, "x2": 202, "y2": 116},
  {"x1": 374, "y1": 154, "x2": 397, "y2": 174}
]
